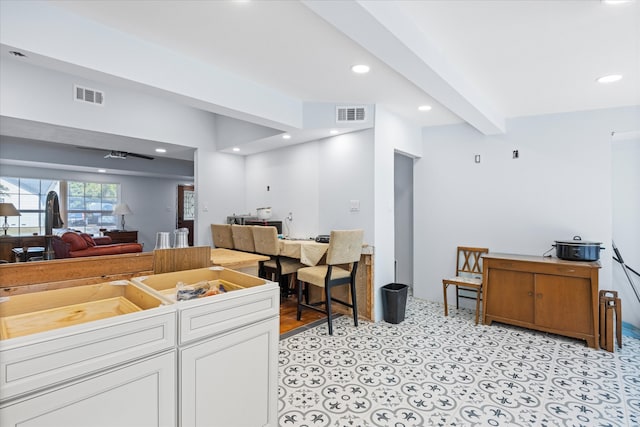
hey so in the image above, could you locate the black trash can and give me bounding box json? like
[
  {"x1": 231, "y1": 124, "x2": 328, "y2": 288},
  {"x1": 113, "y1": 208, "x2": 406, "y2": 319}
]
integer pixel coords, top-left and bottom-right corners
[{"x1": 382, "y1": 283, "x2": 409, "y2": 324}]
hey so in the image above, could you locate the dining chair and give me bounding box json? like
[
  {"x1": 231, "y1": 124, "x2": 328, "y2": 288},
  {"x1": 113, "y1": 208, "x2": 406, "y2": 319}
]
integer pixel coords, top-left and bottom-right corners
[
  {"x1": 442, "y1": 246, "x2": 489, "y2": 325},
  {"x1": 251, "y1": 226, "x2": 305, "y2": 299},
  {"x1": 231, "y1": 224, "x2": 255, "y2": 253},
  {"x1": 296, "y1": 229, "x2": 364, "y2": 335},
  {"x1": 211, "y1": 224, "x2": 234, "y2": 249}
]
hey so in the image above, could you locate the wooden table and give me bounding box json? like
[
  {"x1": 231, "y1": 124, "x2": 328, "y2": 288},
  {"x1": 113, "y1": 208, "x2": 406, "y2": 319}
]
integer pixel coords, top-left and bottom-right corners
[
  {"x1": 12, "y1": 247, "x2": 45, "y2": 262},
  {"x1": 279, "y1": 240, "x2": 329, "y2": 266},
  {"x1": 482, "y1": 253, "x2": 601, "y2": 349},
  {"x1": 210, "y1": 248, "x2": 269, "y2": 276}
]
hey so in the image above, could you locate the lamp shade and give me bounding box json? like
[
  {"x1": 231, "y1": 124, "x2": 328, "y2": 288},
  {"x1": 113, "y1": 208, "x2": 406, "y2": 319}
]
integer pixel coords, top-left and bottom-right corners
[
  {"x1": 0, "y1": 203, "x2": 21, "y2": 217},
  {"x1": 112, "y1": 203, "x2": 132, "y2": 216}
]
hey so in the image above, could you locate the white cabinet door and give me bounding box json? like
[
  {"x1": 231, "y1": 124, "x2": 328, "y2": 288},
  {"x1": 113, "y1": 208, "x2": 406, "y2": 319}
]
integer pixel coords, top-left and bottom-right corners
[
  {"x1": 0, "y1": 350, "x2": 176, "y2": 427},
  {"x1": 180, "y1": 316, "x2": 279, "y2": 427}
]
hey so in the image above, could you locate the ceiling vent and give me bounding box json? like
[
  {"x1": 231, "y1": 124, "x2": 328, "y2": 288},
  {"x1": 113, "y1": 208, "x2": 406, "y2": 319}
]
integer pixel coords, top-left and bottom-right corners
[
  {"x1": 336, "y1": 106, "x2": 366, "y2": 123},
  {"x1": 74, "y1": 84, "x2": 104, "y2": 106}
]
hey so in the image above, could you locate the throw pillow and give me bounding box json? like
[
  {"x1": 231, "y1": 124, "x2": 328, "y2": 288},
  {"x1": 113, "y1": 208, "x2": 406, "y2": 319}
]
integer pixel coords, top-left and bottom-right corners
[
  {"x1": 80, "y1": 233, "x2": 96, "y2": 247},
  {"x1": 61, "y1": 232, "x2": 89, "y2": 251}
]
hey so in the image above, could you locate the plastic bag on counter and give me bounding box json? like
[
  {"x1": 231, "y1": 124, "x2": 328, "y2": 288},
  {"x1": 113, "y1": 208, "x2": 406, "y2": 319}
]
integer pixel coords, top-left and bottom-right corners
[{"x1": 176, "y1": 280, "x2": 227, "y2": 301}]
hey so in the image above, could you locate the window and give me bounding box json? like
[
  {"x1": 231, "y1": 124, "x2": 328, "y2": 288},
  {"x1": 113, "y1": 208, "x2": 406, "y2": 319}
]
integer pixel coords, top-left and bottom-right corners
[
  {"x1": 0, "y1": 177, "x2": 60, "y2": 235},
  {"x1": 67, "y1": 181, "x2": 120, "y2": 234}
]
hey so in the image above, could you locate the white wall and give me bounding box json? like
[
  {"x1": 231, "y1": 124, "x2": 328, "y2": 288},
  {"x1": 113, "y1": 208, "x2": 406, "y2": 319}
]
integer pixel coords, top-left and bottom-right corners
[
  {"x1": 374, "y1": 106, "x2": 422, "y2": 321},
  {"x1": 414, "y1": 107, "x2": 639, "y2": 314},
  {"x1": 0, "y1": 60, "x2": 217, "y2": 150},
  {"x1": 244, "y1": 129, "x2": 375, "y2": 241},
  {"x1": 195, "y1": 149, "x2": 246, "y2": 246},
  {"x1": 612, "y1": 137, "x2": 640, "y2": 327},
  {"x1": 318, "y1": 131, "x2": 375, "y2": 238},
  {"x1": 245, "y1": 141, "x2": 321, "y2": 238},
  {"x1": 0, "y1": 165, "x2": 181, "y2": 252}
]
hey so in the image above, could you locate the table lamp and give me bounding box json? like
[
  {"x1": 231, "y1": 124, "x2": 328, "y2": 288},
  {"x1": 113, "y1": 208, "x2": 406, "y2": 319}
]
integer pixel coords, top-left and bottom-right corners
[
  {"x1": 0, "y1": 202, "x2": 21, "y2": 236},
  {"x1": 112, "y1": 203, "x2": 132, "y2": 231}
]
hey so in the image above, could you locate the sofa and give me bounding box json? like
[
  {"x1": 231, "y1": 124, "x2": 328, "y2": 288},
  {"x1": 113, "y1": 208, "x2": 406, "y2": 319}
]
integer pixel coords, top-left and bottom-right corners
[{"x1": 52, "y1": 231, "x2": 143, "y2": 258}]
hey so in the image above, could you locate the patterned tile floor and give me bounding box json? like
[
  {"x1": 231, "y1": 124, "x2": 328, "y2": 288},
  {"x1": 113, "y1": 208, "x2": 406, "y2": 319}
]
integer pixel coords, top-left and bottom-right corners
[{"x1": 278, "y1": 297, "x2": 640, "y2": 426}]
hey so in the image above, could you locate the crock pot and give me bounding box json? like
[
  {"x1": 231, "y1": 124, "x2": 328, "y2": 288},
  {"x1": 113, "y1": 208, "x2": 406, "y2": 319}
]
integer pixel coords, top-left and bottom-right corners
[
  {"x1": 256, "y1": 207, "x2": 272, "y2": 220},
  {"x1": 554, "y1": 236, "x2": 604, "y2": 261}
]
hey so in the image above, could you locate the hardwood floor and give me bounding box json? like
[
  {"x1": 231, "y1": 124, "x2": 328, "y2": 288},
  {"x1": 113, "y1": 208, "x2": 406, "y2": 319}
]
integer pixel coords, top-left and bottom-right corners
[{"x1": 279, "y1": 295, "x2": 327, "y2": 336}]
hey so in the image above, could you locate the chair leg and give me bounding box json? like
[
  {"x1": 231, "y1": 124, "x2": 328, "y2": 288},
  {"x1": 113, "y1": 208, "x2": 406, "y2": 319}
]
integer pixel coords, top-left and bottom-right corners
[
  {"x1": 442, "y1": 282, "x2": 449, "y2": 317},
  {"x1": 296, "y1": 280, "x2": 303, "y2": 321},
  {"x1": 474, "y1": 289, "x2": 481, "y2": 325},
  {"x1": 456, "y1": 285, "x2": 460, "y2": 309},
  {"x1": 325, "y1": 285, "x2": 333, "y2": 335},
  {"x1": 350, "y1": 280, "x2": 359, "y2": 327}
]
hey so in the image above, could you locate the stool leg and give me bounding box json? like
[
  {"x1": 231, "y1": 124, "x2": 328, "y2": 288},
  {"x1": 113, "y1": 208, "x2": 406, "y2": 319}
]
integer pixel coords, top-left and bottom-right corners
[
  {"x1": 325, "y1": 285, "x2": 333, "y2": 335},
  {"x1": 296, "y1": 280, "x2": 303, "y2": 321},
  {"x1": 350, "y1": 279, "x2": 359, "y2": 327}
]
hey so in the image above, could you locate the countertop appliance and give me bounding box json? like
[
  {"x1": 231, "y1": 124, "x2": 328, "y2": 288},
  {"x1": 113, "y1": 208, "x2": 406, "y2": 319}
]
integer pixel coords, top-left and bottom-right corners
[{"x1": 226, "y1": 214, "x2": 258, "y2": 225}]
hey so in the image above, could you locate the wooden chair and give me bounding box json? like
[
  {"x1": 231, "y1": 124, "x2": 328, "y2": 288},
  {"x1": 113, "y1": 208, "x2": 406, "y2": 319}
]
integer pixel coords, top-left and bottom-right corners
[
  {"x1": 211, "y1": 224, "x2": 234, "y2": 249},
  {"x1": 251, "y1": 226, "x2": 305, "y2": 299},
  {"x1": 442, "y1": 246, "x2": 489, "y2": 325},
  {"x1": 231, "y1": 225, "x2": 255, "y2": 253},
  {"x1": 297, "y1": 229, "x2": 364, "y2": 335}
]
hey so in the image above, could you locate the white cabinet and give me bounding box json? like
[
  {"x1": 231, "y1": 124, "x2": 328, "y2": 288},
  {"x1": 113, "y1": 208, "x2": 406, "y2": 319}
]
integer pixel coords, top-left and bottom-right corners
[
  {"x1": 0, "y1": 270, "x2": 280, "y2": 425},
  {"x1": 1, "y1": 350, "x2": 176, "y2": 427},
  {"x1": 180, "y1": 317, "x2": 279, "y2": 427}
]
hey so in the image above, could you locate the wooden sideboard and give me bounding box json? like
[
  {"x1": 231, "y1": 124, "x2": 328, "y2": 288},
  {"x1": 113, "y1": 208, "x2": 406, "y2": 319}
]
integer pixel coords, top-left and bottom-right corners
[
  {"x1": 482, "y1": 253, "x2": 600, "y2": 349},
  {"x1": 104, "y1": 230, "x2": 138, "y2": 243}
]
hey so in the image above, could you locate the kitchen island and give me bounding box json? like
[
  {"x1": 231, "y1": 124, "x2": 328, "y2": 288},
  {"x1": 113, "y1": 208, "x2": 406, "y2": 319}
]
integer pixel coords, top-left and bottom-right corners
[{"x1": 0, "y1": 267, "x2": 279, "y2": 427}]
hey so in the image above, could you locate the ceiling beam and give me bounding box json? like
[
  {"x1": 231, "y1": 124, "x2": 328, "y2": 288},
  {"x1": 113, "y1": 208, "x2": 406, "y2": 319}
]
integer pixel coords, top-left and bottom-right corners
[{"x1": 302, "y1": 0, "x2": 506, "y2": 135}]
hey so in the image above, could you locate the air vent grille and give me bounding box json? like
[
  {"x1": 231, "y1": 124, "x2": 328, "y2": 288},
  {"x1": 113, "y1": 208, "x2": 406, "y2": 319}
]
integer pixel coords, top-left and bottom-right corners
[
  {"x1": 336, "y1": 106, "x2": 366, "y2": 122},
  {"x1": 74, "y1": 85, "x2": 104, "y2": 106}
]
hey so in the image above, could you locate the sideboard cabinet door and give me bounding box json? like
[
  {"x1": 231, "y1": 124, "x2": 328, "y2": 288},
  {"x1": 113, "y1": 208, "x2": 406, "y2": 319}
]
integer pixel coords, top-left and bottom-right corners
[
  {"x1": 486, "y1": 269, "x2": 534, "y2": 323},
  {"x1": 534, "y1": 274, "x2": 592, "y2": 335},
  {"x1": 0, "y1": 350, "x2": 176, "y2": 427},
  {"x1": 180, "y1": 316, "x2": 279, "y2": 427}
]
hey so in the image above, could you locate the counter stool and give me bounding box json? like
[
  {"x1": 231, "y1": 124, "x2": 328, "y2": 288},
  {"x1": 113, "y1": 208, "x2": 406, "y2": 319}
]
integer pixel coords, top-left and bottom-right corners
[{"x1": 297, "y1": 229, "x2": 363, "y2": 335}]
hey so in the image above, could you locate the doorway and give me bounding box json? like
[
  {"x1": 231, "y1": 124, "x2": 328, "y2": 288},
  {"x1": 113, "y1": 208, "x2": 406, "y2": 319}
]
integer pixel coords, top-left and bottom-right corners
[
  {"x1": 394, "y1": 152, "x2": 414, "y2": 292},
  {"x1": 177, "y1": 184, "x2": 195, "y2": 246}
]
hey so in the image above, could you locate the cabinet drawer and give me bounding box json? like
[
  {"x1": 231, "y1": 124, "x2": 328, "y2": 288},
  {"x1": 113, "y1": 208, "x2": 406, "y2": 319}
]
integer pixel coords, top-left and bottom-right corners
[
  {"x1": 178, "y1": 284, "x2": 279, "y2": 345},
  {"x1": 487, "y1": 260, "x2": 591, "y2": 278},
  {"x1": 0, "y1": 350, "x2": 176, "y2": 427},
  {"x1": 0, "y1": 308, "x2": 176, "y2": 401}
]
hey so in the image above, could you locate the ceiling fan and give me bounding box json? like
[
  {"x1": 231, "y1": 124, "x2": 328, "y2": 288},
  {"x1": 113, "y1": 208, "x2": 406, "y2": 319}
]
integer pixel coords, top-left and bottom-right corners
[
  {"x1": 104, "y1": 150, "x2": 154, "y2": 160},
  {"x1": 76, "y1": 146, "x2": 154, "y2": 160}
]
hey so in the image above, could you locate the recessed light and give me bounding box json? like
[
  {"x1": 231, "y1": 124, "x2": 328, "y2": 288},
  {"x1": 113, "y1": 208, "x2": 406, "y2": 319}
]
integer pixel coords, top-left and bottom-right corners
[
  {"x1": 98, "y1": 169, "x2": 106, "y2": 173},
  {"x1": 597, "y1": 74, "x2": 623, "y2": 83},
  {"x1": 418, "y1": 105, "x2": 432, "y2": 112},
  {"x1": 351, "y1": 64, "x2": 370, "y2": 74},
  {"x1": 602, "y1": 0, "x2": 632, "y2": 4},
  {"x1": 282, "y1": 134, "x2": 291, "y2": 140},
  {"x1": 232, "y1": 147, "x2": 240, "y2": 152},
  {"x1": 155, "y1": 148, "x2": 167, "y2": 153},
  {"x1": 330, "y1": 129, "x2": 339, "y2": 135}
]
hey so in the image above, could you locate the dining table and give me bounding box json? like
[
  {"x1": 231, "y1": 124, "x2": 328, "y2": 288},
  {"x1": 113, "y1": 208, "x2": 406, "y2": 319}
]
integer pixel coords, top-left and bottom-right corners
[{"x1": 278, "y1": 239, "x2": 329, "y2": 266}]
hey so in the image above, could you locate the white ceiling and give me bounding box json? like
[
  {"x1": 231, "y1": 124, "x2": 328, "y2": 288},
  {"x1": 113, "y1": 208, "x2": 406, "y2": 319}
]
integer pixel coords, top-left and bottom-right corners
[{"x1": 1, "y1": 0, "x2": 638, "y2": 158}]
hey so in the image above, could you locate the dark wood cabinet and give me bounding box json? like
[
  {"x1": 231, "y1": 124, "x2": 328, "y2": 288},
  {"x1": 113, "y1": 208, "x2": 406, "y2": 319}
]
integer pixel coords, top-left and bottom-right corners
[
  {"x1": 103, "y1": 230, "x2": 138, "y2": 244},
  {"x1": 482, "y1": 253, "x2": 600, "y2": 349},
  {"x1": 0, "y1": 235, "x2": 47, "y2": 262}
]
